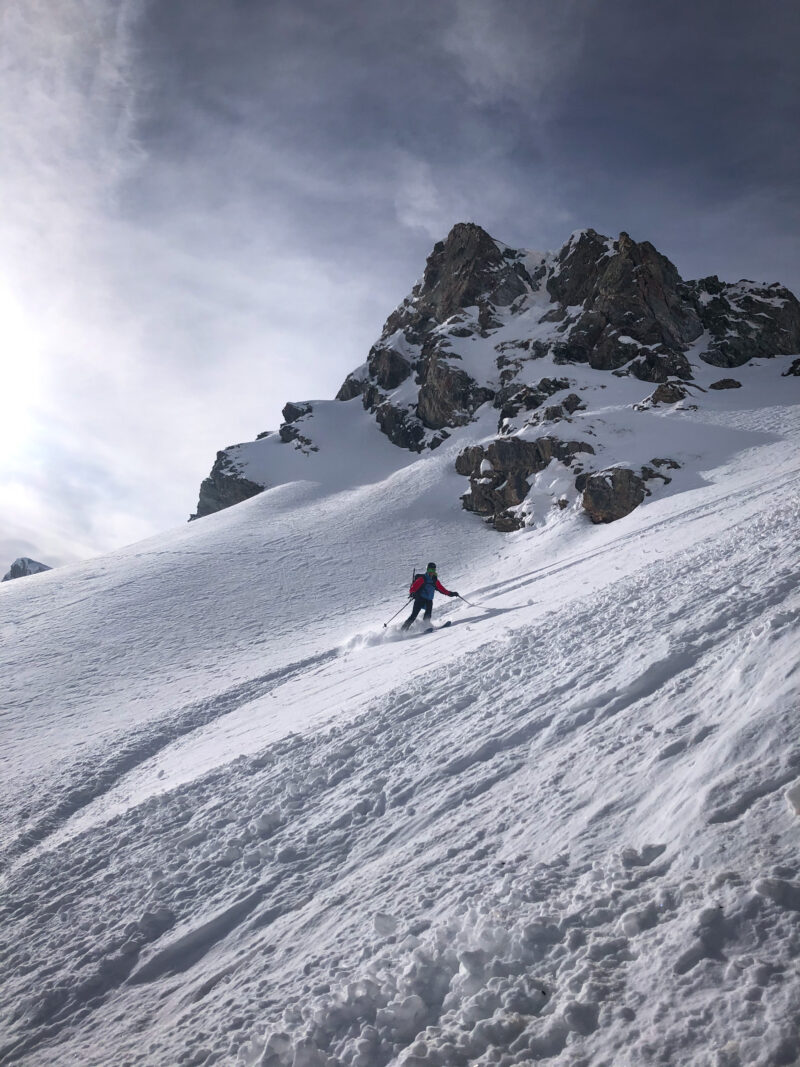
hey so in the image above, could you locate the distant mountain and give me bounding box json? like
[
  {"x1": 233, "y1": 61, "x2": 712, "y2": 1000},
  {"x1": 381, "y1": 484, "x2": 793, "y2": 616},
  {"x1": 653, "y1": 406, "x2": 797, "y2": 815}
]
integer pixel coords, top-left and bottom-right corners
[
  {"x1": 2, "y1": 557, "x2": 52, "y2": 582},
  {"x1": 192, "y1": 223, "x2": 800, "y2": 526}
]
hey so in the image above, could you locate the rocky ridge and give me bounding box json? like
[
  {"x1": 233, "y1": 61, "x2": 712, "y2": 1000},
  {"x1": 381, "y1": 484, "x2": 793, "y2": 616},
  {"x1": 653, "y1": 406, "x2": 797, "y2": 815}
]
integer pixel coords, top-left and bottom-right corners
[
  {"x1": 2, "y1": 558, "x2": 52, "y2": 582},
  {"x1": 192, "y1": 452, "x2": 266, "y2": 521},
  {"x1": 192, "y1": 223, "x2": 800, "y2": 529}
]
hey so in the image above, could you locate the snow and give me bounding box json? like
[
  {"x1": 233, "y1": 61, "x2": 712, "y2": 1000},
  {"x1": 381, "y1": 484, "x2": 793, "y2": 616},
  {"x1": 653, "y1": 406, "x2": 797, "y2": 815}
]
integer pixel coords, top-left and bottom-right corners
[
  {"x1": 226, "y1": 400, "x2": 417, "y2": 493},
  {"x1": 1, "y1": 356, "x2": 799, "y2": 1065}
]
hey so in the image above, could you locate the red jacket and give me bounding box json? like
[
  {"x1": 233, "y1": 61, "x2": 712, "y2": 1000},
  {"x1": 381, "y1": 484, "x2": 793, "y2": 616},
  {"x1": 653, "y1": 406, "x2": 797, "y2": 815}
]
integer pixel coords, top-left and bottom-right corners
[{"x1": 410, "y1": 574, "x2": 452, "y2": 599}]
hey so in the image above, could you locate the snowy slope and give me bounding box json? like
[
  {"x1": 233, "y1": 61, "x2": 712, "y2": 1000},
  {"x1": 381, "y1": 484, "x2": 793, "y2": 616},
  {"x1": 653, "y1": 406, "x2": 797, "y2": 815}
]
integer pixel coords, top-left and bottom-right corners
[{"x1": 1, "y1": 362, "x2": 799, "y2": 1065}]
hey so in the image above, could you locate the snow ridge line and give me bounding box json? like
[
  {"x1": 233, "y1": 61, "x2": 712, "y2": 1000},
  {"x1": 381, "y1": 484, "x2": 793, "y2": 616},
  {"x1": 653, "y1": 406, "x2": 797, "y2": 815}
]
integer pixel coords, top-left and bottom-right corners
[{"x1": 1, "y1": 648, "x2": 340, "y2": 871}]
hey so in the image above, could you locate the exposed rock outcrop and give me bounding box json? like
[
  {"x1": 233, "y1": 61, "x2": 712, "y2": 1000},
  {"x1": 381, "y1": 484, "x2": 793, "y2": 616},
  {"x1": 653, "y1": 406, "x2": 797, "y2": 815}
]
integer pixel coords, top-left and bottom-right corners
[
  {"x1": 278, "y1": 403, "x2": 319, "y2": 452},
  {"x1": 634, "y1": 380, "x2": 705, "y2": 410},
  {"x1": 782, "y1": 358, "x2": 800, "y2": 377},
  {"x1": 525, "y1": 393, "x2": 587, "y2": 429},
  {"x1": 640, "y1": 460, "x2": 679, "y2": 488},
  {"x1": 562, "y1": 393, "x2": 585, "y2": 415},
  {"x1": 332, "y1": 223, "x2": 800, "y2": 464},
  {"x1": 282, "y1": 402, "x2": 313, "y2": 424},
  {"x1": 709, "y1": 378, "x2": 742, "y2": 390},
  {"x1": 548, "y1": 230, "x2": 702, "y2": 376},
  {"x1": 686, "y1": 278, "x2": 800, "y2": 368},
  {"x1": 627, "y1": 349, "x2": 693, "y2": 383},
  {"x1": 577, "y1": 459, "x2": 681, "y2": 524},
  {"x1": 494, "y1": 376, "x2": 571, "y2": 428},
  {"x1": 416, "y1": 356, "x2": 493, "y2": 433},
  {"x1": 2, "y1": 557, "x2": 52, "y2": 582},
  {"x1": 190, "y1": 451, "x2": 265, "y2": 520},
  {"x1": 385, "y1": 222, "x2": 533, "y2": 337},
  {"x1": 336, "y1": 223, "x2": 534, "y2": 450},
  {"x1": 651, "y1": 381, "x2": 690, "y2": 405},
  {"x1": 457, "y1": 436, "x2": 595, "y2": 531},
  {"x1": 580, "y1": 468, "x2": 647, "y2": 524}
]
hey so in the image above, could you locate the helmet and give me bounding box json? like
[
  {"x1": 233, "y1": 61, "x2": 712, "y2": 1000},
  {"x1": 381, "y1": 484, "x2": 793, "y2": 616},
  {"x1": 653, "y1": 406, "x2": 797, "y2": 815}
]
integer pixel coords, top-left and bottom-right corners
[{"x1": 427, "y1": 562, "x2": 437, "y2": 571}]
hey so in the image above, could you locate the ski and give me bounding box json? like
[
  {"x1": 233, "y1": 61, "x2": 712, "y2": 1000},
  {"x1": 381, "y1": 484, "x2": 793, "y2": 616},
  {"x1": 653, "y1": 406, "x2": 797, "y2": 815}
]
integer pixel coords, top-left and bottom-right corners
[{"x1": 424, "y1": 621, "x2": 452, "y2": 633}]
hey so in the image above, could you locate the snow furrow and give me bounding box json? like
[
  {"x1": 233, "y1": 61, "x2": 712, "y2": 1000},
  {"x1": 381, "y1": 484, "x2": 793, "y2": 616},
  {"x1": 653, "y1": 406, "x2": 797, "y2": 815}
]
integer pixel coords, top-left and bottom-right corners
[{"x1": 1, "y1": 649, "x2": 340, "y2": 870}]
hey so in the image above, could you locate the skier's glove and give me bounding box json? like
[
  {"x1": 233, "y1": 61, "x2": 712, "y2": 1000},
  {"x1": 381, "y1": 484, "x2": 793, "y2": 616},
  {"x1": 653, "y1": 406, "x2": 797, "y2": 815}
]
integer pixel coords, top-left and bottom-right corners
[{"x1": 450, "y1": 591, "x2": 458, "y2": 597}]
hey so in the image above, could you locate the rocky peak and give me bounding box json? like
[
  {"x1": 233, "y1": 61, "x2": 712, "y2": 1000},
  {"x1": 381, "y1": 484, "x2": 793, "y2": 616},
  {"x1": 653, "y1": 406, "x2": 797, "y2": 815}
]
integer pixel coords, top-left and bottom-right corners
[
  {"x1": 192, "y1": 220, "x2": 800, "y2": 530},
  {"x1": 336, "y1": 222, "x2": 716, "y2": 451},
  {"x1": 547, "y1": 229, "x2": 703, "y2": 375},
  {"x1": 379, "y1": 222, "x2": 534, "y2": 345},
  {"x1": 546, "y1": 228, "x2": 609, "y2": 308},
  {"x1": 334, "y1": 222, "x2": 542, "y2": 451},
  {"x1": 594, "y1": 231, "x2": 703, "y2": 348},
  {"x1": 2, "y1": 557, "x2": 52, "y2": 582},
  {"x1": 420, "y1": 222, "x2": 529, "y2": 316}
]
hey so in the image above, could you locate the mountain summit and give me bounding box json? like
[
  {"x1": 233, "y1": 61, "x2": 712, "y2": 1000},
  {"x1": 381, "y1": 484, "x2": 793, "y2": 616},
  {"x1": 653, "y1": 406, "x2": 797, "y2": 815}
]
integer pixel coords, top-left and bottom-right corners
[
  {"x1": 192, "y1": 224, "x2": 800, "y2": 527},
  {"x1": 2, "y1": 557, "x2": 52, "y2": 582}
]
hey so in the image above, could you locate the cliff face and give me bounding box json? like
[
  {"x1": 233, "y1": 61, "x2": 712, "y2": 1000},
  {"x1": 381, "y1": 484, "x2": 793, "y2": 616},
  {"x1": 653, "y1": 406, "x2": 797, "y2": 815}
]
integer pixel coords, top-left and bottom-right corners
[
  {"x1": 191, "y1": 223, "x2": 800, "y2": 530},
  {"x1": 191, "y1": 451, "x2": 265, "y2": 521}
]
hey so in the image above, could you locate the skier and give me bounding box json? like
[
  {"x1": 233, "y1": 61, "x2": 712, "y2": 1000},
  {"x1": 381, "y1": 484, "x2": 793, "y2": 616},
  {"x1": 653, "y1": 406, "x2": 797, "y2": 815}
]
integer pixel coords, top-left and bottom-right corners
[{"x1": 401, "y1": 562, "x2": 458, "y2": 630}]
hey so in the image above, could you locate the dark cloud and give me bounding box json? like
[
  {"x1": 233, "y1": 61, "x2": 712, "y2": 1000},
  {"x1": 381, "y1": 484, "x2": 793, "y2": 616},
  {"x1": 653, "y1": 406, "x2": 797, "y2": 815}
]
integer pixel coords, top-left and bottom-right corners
[
  {"x1": 537, "y1": 1, "x2": 800, "y2": 280},
  {"x1": 128, "y1": 0, "x2": 800, "y2": 282}
]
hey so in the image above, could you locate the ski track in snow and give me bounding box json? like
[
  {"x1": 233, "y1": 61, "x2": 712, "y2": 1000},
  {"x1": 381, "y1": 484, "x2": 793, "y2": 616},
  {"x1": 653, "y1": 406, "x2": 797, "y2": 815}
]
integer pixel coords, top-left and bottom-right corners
[{"x1": 0, "y1": 386, "x2": 799, "y2": 1065}]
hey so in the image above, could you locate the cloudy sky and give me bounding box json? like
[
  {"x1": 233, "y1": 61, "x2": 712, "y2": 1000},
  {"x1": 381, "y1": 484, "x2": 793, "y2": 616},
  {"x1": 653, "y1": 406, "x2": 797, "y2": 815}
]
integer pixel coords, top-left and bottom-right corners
[{"x1": 1, "y1": 0, "x2": 799, "y2": 566}]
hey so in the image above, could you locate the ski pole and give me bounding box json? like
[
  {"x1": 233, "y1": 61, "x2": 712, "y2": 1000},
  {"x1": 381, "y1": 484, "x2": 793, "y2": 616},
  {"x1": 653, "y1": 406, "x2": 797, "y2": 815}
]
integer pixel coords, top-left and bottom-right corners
[
  {"x1": 457, "y1": 593, "x2": 478, "y2": 607},
  {"x1": 383, "y1": 598, "x2": 412, "y2": 628}
]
